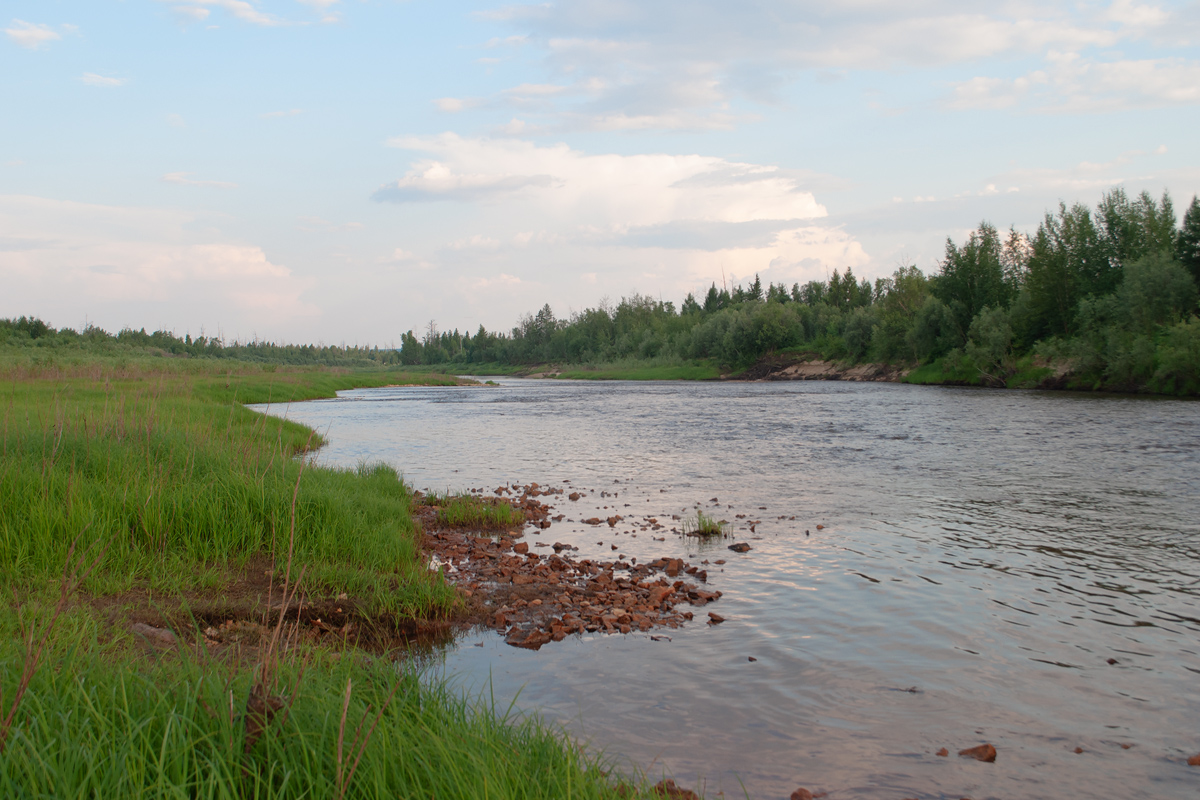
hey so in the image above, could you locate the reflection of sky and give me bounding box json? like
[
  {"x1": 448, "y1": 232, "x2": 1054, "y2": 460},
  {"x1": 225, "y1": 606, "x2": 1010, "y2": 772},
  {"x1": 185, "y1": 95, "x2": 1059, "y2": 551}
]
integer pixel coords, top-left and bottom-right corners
[{"x1": 255, "y1": 380, "x2": 1200, "y2": 799}]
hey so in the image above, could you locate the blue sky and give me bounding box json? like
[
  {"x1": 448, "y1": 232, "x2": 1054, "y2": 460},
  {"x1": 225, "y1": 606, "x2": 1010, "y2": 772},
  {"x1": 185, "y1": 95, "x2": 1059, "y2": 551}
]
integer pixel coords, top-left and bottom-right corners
[{"x1": 3, "y1": 0, "x2": 1198, "y2": 343}]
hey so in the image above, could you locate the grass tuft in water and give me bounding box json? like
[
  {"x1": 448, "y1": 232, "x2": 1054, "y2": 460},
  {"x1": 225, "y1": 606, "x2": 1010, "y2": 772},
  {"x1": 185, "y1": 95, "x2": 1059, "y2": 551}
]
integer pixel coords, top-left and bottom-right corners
[
  {"x1": 681, "y1": 510, "x2": 727, "y2": 537},
  {"x1": 430, "y1": 493, "x2": 525, "y2": 529}
]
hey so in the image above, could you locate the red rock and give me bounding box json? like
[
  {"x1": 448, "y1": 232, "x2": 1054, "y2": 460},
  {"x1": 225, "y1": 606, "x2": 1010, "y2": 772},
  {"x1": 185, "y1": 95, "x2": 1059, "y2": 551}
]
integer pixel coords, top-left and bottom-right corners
[
  {"x1": 958, "y1": 743, "x2": 996, "y2": 762},
  {"x1": 648, "y1": 586, "x2": 674, "y2": 606},
  {"x1": 790, "y1": 789, "x2": 813, "y2": 800},
  {"x1": 935, "y1": 748, "x2": 949, "y2": 757},
  {"x1": 707, "y1": 612, "x2": 725, "y2": 624},
  {"x1": 569, "y1": 492, "x2": 581, "y2": 501},
  {"x1": 512, "y1": 574, "x2": 534, "y2": 585},
  {"x1": 513, "y1": 542, "x2": 529, "y2": 554},
  {"x1": 654, "y1": 779, "x2": 699, "y2": 800},
  {"x1": 1073, "y1": 747, "x2": 1084, "y2": 754},
  {"x1": 816, "y1": 524, "x2": 824, "y2": 530},
  {"x1": 728, "y1": 542, "x2": 751, "y2": 553},
  {"x1": 1187, "y1": 753, "x2": 1200, "y2": 766},
  {"x1": 583, "y1": 518, "x2": 602, "y2": 525}
]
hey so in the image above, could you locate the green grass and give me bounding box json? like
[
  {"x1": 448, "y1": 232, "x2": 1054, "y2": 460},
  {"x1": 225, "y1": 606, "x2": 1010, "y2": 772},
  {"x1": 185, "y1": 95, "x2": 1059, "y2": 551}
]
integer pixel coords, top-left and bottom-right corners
[
  {"x1": 0, "y1": 634, "x2": 642, "y2": 799},
  {"x1": 1005, "y1": 355, "x2": 1055, "y2": 389},
  {"x1": 428, "y1": 493, "x2": 525, "y2": 529},
  {"x1": 903, "y1": 353, "x2": 983, "y2": 386},
  {"x1": 681, "y1": 511, "x2": 726, "y2": 537},
  {"x1": 0, "y1": 362, "x2": 470, "y2": 614},
  {"x1": 0, "y1": 352, "x2": 653, "y2": 799},
  {"x1": 553, "y1": 362, "x2": 720, "y2": 381}
]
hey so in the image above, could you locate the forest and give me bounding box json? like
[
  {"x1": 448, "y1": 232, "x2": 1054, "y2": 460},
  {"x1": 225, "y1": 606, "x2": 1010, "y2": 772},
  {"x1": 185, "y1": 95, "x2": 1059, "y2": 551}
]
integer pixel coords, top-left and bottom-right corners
[
  {"x1": 395, "y1": 189, "x2": 1200, "y2": 394},
  {"x1": 5, "y1": 188, "x2": 1199, "y2": 395}
]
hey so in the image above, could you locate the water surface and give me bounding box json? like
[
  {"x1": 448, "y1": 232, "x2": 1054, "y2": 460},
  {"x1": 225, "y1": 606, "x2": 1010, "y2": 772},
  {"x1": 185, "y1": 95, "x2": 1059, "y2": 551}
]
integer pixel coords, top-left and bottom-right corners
[{"x1": 255, "y1": 380, "x2": 1200, "y2": 799}]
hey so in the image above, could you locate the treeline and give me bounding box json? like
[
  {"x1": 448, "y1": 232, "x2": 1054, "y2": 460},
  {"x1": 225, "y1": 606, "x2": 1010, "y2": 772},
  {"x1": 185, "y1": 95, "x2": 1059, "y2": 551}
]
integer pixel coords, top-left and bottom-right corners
[
  {"x1": 0, "y1": 317, "x2": 405, "y2": 368},
  {"x1": 400, "y1": 189, "x2": 1200, "y2": 394}
]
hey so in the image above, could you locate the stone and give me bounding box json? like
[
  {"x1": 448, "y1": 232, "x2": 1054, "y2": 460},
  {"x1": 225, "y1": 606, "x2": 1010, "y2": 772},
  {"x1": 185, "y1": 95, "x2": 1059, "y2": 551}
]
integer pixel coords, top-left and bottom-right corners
[
  {"x1": 958, "y1": 743, "x2": 996, "y2": 762},
  {"x1": 131, "y1": 622, "x2": 176, "y2": 646},
  {"x1": 569, "y1": 492, "x2": 581, "y2": 501},
  {"x1": 665, "y1": 558, "x2": 684, "y2": 577},
  {"x1": 513, "y1": 542, "x2": 529, "y2": 554},
  {"x1": 728, "y1": 542, "x2": 752, "y2": 553},
  {"x1": 707, "y1": 612, "x2": 725, "y2": 624},
  {"x1": 654, "y1": 779, "x2": 699, "y2": 800},
  {"x1": 790, "y1": 789, "x2": 813, "y2": 800},
  {"x1": 1187, "y1": 753, "x2": 1200, "y2": 766},
  {"x1": 1073, "y1": 747, "x2": 1084, "y2": 754},
  {"x1": 935, "y1": 748, "x2": 949, "y2": 757}
]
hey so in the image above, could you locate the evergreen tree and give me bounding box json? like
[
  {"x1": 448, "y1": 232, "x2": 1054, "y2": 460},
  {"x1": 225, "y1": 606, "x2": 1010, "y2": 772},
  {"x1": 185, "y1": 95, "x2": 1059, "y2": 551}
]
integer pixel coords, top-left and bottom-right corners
[
  {"x1": 1178, "y1": 195, "x2": 1200, "y2": 290},
  {"x1": 933, "y1": 222, "x2": 1014, "y2": 338}
]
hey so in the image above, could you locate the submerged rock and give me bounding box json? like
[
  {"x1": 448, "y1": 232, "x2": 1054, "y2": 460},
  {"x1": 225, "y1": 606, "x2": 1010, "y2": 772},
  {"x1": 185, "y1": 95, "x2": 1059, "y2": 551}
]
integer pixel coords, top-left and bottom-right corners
[{"x1": 958, "y1": 743, "x2": 997, "y2": 762}]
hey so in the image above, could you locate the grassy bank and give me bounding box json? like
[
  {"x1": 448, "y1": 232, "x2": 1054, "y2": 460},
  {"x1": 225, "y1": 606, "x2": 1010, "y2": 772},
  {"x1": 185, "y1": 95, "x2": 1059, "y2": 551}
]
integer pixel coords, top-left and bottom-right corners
[
  {"x1": 0, "y1": 352, "x2": 648, "y2": 798},
  {"x1": 553, "y1": 362, "x2": 721, "y2": 381},
  {"x1": 0, "y1": 636, "x2": 631, "y2": 798}
]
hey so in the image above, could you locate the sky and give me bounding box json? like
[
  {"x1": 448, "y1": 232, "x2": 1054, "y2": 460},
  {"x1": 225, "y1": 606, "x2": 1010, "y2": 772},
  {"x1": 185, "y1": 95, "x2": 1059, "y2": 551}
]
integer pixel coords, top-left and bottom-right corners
[{"x1": 2, "y1": 0, "x2": 1199, "y2": 344}]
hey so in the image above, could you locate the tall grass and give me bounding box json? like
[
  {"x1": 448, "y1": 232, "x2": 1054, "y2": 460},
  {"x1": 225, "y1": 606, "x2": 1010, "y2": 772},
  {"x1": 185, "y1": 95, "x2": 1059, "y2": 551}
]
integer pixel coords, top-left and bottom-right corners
[
  {"x1": 0, "y1": 366, "x2": 460, "y2": 614},
  {"x1": 681, "y1": 511, "x2": 726, "y2": 537},
  {"x1": 0, "y1": 637, "x2": 638, "y2": 798},
  {"x1": 0, "y1": 356, "x2": 654, "y2": 799},
  {"x1": 428, "y1": 493, "x2": 524, "y2": 529}
]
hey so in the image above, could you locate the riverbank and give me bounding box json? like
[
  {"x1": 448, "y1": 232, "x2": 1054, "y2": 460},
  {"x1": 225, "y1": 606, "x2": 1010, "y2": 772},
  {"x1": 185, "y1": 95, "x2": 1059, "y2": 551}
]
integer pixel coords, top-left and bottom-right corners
[
  {"x1": 0, "y1": 355, "x2": 662, "y2": 798},
  {"x1": 449, "y1": 351, "x2": 1096, "y2": 392}
]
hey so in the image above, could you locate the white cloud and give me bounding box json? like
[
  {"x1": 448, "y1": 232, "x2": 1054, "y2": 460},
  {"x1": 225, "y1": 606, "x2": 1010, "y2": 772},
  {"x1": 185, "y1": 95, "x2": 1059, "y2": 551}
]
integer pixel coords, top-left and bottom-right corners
[
  {"x1": 0, "y1": 195, "x2": 317, "y2": 331},
  {"x1": 165, "y1": 1, "x2": 287, "y2": 27},
  {"x1": 949, "y1": 54, "x2": 1200, "y2": 112},
  {"x1": 81, "y1": 73, "x2": 127, "y2": 88},
  {"x1": 474, "y1": 1, "x2": 1194, "y2": 131},
  {"x1": 6, "y1": 20, "x2": 62, "y2": 49},
  {"x1": 162, "y1": 172, "x2": 238, "y2": 189},
  {"x1": 372, "y1": 135, "x2": 864, "y2": 300},
  {"x1": 434, "y1": 97, "x2": 482, "y2": 113},
  {"x1": 296, "y1": 0, "x2": 339, "y2": 8},
  {"x1": 171, "y1": 6, "x2": 211, "y2": 22},
  {"x1": 466, "y1": 273, "x2": 522, "y2": 290},
  {"x1": 377, "y1": 134, "x2": 825, "y2": 224}
]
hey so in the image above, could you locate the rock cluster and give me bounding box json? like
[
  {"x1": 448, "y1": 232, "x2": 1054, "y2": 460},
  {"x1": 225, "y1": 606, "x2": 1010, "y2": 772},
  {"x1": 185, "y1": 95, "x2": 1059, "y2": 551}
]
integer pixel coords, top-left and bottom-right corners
[{"x1": 422, "y1": 524, "x2": 721, "y2": 650}]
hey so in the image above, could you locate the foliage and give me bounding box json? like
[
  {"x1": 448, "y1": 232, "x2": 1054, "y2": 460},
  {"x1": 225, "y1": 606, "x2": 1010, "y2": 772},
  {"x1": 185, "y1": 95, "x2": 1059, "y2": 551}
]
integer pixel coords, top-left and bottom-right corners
[{"x1": 7, "y1": 189, "x2": 1200, "y2": 397}]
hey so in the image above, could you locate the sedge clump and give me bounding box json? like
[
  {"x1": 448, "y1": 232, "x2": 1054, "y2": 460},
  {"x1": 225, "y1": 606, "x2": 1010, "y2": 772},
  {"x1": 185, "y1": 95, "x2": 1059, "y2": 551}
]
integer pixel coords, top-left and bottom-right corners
[{"x1": 682, "y1": 510, "x2": 726, "y2": 537}]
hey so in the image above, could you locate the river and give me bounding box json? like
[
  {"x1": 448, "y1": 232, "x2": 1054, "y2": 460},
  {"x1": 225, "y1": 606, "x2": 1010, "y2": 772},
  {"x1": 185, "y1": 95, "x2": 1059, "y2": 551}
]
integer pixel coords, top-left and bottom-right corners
[{"x1": 253, "y1": 379, "x2": 1200, "y2": 800}]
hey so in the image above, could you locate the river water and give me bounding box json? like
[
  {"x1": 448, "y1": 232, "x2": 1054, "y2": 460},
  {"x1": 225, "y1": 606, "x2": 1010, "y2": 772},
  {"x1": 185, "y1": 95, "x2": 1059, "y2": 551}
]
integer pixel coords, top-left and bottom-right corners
[{"x1": 253, "y1": 379, "x2": 1200, "y2": 800}]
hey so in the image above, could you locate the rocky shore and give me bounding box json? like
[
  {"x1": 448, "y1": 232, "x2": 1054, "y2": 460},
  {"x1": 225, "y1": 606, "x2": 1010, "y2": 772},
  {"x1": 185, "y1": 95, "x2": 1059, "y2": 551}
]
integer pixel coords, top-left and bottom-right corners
[{"x1": 417, "y1": 484, "x2": 725, "y2": 650}]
